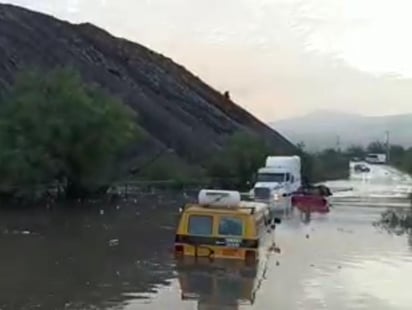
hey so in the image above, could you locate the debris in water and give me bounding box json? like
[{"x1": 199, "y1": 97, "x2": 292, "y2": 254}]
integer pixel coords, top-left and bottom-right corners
[
  {"x1": 305, "y1": 234, "x2": 310, "y2": 239},
  {"x1": 10, "y1": 230, "x2": 34, "y2": 235},
  {"x1": 109, "y1": 239, "x2": 119, "y2": 246},
  {"x1": 337, "y1": 227, "x2": 354, "y2": 234},
  {"x1": 100, "y1": 209, "x2": 104, "y2": 215},
  {"x1": 276, "y1": 261, "x2": 280, "y2": 266}
]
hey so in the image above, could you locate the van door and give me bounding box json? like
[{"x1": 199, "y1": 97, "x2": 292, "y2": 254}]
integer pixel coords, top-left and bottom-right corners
[
  {"x1": 216, "y1": 215, "x2": 246, "y2": 258},
  {"x1": 181, "y1": 213, "x2": 216, "y2": 258}
]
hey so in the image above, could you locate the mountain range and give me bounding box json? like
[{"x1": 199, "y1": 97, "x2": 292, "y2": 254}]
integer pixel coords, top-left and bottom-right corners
[{"x1": 271, "y1": 110, "x2": 412, "y2": 151}]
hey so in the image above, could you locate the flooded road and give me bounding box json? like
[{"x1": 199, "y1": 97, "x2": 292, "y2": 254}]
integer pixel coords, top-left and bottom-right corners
[{"x1": 0, "y1": 193, "x2": 410, "y2": 310}]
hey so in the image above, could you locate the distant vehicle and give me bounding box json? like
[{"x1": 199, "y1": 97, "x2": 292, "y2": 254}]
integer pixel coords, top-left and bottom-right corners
[
  {"x1": 354, "y1": 164, "x2": 370, "y2": 173},
  {"x1": 365, "y1": 153, "x2": 386, "y2": 164},
  {"x1": 361, "y1": 166, "x2": 371, "y2": 172}
]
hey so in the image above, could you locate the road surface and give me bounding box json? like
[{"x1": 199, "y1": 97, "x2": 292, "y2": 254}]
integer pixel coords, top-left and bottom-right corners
[{"x1": 325, "y1": 163, "x2": 412, "y2": 209}]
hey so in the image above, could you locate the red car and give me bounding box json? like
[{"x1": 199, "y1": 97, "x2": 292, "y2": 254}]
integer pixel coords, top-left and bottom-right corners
[{"x1": 292, "y1": 185, "x2": 331, "y2": 214}]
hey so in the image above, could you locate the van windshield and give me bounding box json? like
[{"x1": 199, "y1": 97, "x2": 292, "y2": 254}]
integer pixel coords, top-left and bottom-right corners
[
  {"x1": 188, "y1": 215, "x2": 213, "y2": 235},
  {"x1": 257, "y1": 173, "x2": 286, "y2": 183},
  {"x1": 218, "y1": 217, "x2": 243, "y2": 236}
]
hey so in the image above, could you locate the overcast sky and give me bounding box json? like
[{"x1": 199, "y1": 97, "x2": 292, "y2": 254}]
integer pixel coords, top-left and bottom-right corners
[{"x1": 5, "y1": 0, "x2": 412, "y2": 121}]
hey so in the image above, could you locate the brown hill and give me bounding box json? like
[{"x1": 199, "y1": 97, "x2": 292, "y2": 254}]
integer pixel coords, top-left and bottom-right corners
[{"x1": 0, "y1": 4, "x2": 297, "y2": 174}]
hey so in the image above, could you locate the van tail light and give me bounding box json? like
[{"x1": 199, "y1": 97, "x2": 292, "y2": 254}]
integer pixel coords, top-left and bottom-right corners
[
  {"x1": 174, "y1": 245, "x2": 184, "y2": 256},
  {"x1": 245, "y1": 250, "x2": 256, "y2": 264}
]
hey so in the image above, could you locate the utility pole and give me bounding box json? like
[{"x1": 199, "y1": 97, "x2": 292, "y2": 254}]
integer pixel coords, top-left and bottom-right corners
[
  {"x1": 336, "y1": 135, "x2": 341, "y2": 152},
  {"x1": 385, "y1": 130, "x2": 390, "y2": 162}
]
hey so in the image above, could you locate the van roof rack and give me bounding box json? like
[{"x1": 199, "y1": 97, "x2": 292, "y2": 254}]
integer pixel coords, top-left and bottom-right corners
[
  {"x1": 181, "y1": 203, "x2": 256, "y2": 214},
  {"x1": 202, "y1": 204, "x2": 257, "y2": 214}
]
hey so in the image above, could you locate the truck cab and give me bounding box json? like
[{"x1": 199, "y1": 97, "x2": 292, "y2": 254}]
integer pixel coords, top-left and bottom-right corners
[
  {"x1": 251, "y1": 167, "x2": 293, "y2": 213},
  {"x1": 250, "y1": 155, "x2": 302, "y2": 214},
  {"x1": 254, "y1": 167, "x2": 291, "y2": 194}
]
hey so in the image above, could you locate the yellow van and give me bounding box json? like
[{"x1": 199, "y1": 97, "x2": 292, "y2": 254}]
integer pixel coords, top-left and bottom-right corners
[{"x1": 174, "y1": 189, "x2": 281, "y2": 263}]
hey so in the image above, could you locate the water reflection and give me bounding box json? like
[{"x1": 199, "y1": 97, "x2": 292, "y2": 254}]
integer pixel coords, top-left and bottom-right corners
[
  {"x1": 0, "y1": 195, "x2": 180, "y2": 310},
  {"x1": 175, "y1": 258, "x2": 260, "y2": 309}
]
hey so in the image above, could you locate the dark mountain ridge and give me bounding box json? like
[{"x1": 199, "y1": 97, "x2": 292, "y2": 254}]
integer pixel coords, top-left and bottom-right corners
[{"x1": 0, "y1": 4, "x2": 296, "y2": 172}]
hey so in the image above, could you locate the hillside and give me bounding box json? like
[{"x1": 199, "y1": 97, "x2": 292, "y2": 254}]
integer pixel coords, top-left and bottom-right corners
[
  {"x1": 271, "y1": 110, "x2": 412, "y2": 151},
  {"x1": 0, "y1": 4, "x2": 296, "y2": 174}
]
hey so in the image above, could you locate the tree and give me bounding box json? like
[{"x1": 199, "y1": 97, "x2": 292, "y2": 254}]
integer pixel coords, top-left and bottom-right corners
[
  {"x1": 399, "y1": 148, "x2": 412, "y2": 175},
  {"x1": 311, "y1": 148, "x2": 349, "y2": 181},
  {"x1": 296, "y1": 142, "x2": 306, "y2": 151},
  {"x1": 0, "y1": 68, "x2": 138, "y2": 200},
  {"x1": 207, "y1": 131, "x2": 271, "y2": 190},
  {"x1": 389, "y1": 145, "x2": 405, "y2": 166},
  {"x1": 367, "y1": 141, "x2": 386, "y2": 153},
  {"x1": 345, "y1": 145, "x2": 365, "y2": 159},
  {"x1": 298, "y1": 151, "x2": 314, "y2": 184}
]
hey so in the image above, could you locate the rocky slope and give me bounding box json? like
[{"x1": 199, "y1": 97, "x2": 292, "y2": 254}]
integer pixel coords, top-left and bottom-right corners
[{"x1": 0, "y1": 4, "x2": 296, "y2": 171}]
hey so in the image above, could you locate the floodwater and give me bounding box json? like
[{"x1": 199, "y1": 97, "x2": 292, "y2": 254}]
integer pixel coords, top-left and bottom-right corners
[{"x1": 0, "y1": 194, "x2": 411, "y2": 310}]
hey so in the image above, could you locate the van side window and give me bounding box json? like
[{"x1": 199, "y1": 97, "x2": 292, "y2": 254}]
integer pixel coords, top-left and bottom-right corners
[
  {"x1": 188, "y1": 215, "x2": 213, "y2": 235},
  {"x1": 218, "y1": 217, "x2": 243, "y2": 236}
]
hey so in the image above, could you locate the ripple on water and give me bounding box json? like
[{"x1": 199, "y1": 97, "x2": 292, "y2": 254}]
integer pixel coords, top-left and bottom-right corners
[
  {"x1": 1, "y1": 199, "x2": 411, "y2": 310},
  {"x1": 301, "y1": 250, "x2": 412, "y2": 310}
]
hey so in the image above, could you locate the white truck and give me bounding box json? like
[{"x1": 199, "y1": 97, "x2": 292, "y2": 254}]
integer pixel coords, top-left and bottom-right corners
[
  {"x1": 251, "y1": 155, "x2": 302, "y2": 213},
  {"x1": 365, "y1": 153, "x2": 387, "y2": 164}
]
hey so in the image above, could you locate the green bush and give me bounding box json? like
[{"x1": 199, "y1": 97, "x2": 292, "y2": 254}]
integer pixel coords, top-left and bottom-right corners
[
  {"x1": 310, "y1": 149, "x2": 349, "y2": 182},
  {"x1": 0, "y1": 68, "x2": 139, "y2": 200},
  {"x1": 137, "y1": 153, "x2": 203, "y2": 182},
  {"x1": 206, "y1": 131, "x2": 271, "y2": 190}
]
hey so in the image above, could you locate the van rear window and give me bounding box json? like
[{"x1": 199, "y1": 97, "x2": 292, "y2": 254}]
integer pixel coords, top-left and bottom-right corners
[
  {"x1": 188, "y1": 215, "x2": 213, "y2": 235},
  {"x1": 218, "y1": 217, "x2": 243, "y2": 236}
]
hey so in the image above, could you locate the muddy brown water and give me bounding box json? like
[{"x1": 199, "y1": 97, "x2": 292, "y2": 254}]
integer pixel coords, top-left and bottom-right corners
[{"x1": 0, "y1": 195, "x2": 411, "y2": 310}]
